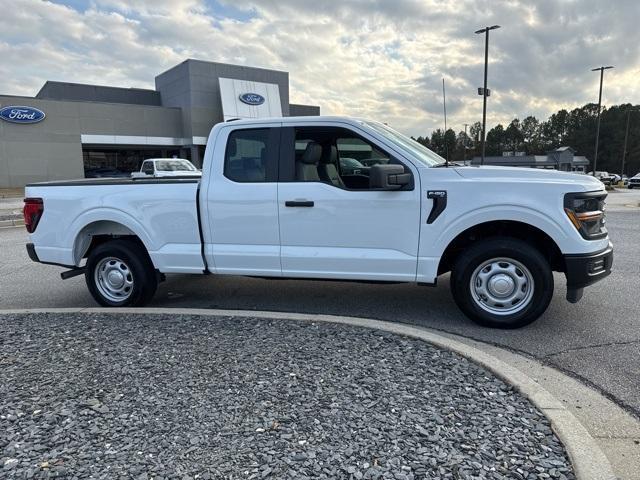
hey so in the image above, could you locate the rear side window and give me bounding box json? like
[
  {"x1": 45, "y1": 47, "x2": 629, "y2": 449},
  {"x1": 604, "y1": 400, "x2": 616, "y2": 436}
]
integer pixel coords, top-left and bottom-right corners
[{"x1": 224, "y1": 128, "x2": 278, "y2": 182}]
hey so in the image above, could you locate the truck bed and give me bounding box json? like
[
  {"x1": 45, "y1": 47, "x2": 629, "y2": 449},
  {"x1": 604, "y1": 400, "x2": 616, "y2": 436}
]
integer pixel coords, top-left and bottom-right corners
[{"x1": 25, "y1": 177, "x2": 205, "y2": 274}]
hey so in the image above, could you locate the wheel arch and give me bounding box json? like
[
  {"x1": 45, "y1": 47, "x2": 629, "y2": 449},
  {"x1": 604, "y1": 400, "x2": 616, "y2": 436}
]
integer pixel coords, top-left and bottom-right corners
[
  {"x1": 69, "y1": 210, "x2": 155, "y2": 266},
  {"x1": 437, "y1": 219, "x2": 565, "y2": 276}
]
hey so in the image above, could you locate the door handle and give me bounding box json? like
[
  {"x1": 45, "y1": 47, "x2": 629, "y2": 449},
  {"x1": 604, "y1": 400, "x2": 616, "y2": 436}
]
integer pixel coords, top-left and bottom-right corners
[{"x1": 285, "y1": 200, "x2": 314, "y2": 207}]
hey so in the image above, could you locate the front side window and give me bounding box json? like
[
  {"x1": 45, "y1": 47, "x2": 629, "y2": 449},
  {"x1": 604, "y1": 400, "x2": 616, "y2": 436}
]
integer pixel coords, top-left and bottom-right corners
[
  {"x1": 224, "y1": 128, "x2": 277, "y2": 183},
  {"x1": 142, "y1": 162, "x2": 154, "y2": 174},
  {"x1": 286, "y1": 126, "x2": 411, "y2": 190}
]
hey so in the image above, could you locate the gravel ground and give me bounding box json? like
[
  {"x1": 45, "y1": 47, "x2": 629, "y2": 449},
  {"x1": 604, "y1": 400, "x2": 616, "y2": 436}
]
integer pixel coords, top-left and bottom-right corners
[{"x1": 0, "y1": 313, "x2": 575, "y2": 480}]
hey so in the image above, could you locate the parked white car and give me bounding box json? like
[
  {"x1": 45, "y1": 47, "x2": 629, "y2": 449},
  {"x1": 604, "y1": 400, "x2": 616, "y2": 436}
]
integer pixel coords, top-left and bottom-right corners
[
  {"x1": 587, "y1": 171, "x2": 611, "y2": 185},
  {"x1": 628, "y1": 173, "x2": 640, "y2": 189},
  {"x1": 24, "y1": 116, "x2": 613, "y2": 328},
  {"x1": 135, "y1": 158, "x2": 201, "y2": 177}
]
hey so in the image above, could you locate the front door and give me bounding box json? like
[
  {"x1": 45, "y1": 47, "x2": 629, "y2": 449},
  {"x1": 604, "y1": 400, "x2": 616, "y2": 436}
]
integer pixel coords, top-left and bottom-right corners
[{"x1": 277, "y1": 125, "x2": 421, "y2": 281}]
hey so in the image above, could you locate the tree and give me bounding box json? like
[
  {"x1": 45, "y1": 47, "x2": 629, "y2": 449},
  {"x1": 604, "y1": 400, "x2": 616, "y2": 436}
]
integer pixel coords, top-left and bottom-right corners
[
  {"x1": 469, "y1": 121, "x2": 482, "y2": 157},
  {"x1": 430, "y1": 129, "x2": 446, "y2": 157},
  {"x1": 423, "y1": 102, "x2": 640, "y2": 173},
  {"x1": 443, "y1": 128, "x2": 457, "y2": 161},
  {"x1": 521, "y1": 116, "x2": 541, "y2": 154},
  {"x1": 485, "y1": 124, "x2": 505, "y2": 156},
  {"x1": 504, "y1": 119, "x2": 524, "y2": 154},
  {"x1": 412, "y1": 135, "x2": 430, "y2": 148},
  {"x1": 542, "y1": 109, "x2": 570, "y2": 150},
  {"x1": 455, "y1": 130, "x2": 471, "y2": 161}
]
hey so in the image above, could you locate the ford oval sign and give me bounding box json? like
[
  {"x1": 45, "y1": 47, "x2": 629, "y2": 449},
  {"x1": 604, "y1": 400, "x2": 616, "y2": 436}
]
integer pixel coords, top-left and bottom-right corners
[
  {"x1": 239, "y1": 93, "x2": 265, "y2": 106},
  {"x1": 0, "y1": 105, "x2": 46, "y2": 124}
]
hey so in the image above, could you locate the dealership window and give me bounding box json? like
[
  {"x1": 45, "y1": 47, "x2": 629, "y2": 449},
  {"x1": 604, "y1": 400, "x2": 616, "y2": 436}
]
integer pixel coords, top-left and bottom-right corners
[
  {"x1": 82, "y1": 147, "x2": 187, "y2": 177},
  {"x1": 224, "y1": 128, "x2": 278, "y2": 182}
]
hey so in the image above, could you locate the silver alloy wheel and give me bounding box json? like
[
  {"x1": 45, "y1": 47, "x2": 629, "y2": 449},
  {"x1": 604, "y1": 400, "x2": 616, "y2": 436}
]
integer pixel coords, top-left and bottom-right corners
[
  {"x1": 470, "y1": 257, "x2": 534, "y2": 316},
  {"x1": 94, "y1": 256, "x2": 134, "y2": 303}
]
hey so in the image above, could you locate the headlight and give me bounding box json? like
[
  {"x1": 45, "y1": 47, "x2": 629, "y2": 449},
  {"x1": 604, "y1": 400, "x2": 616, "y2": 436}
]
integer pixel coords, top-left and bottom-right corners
[{"x1": 564, "y1": 192, "x2": 607, "y2": 240}]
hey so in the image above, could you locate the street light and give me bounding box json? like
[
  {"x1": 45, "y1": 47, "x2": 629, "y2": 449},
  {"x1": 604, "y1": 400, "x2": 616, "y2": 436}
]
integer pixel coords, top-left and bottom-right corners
[
  {"x1": 591, "y1": 66, "x2": 613, "y2": 175},
  {"x1": 475, "y1": 24, "x2": 500, "y2": 166}
]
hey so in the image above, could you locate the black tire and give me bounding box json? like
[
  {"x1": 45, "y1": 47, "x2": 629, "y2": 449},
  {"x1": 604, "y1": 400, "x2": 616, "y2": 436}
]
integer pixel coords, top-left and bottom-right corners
[
  {"x1": 450, "y1": 238, "x2": 554, "y2": 328},
  {"x1": 85, "y1": 239, "x2": 157, "y2": 307}
]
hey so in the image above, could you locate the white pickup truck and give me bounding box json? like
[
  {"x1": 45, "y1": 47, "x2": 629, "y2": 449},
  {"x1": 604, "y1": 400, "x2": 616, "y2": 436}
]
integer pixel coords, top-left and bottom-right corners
[{"x1": 24, "y1": 116, "x2": 613, "y2": 328}]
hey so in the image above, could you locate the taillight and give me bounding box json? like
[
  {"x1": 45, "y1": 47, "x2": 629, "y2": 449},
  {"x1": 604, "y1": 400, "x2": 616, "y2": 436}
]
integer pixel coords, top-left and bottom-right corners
[{"x1": 23, "y1": 198, "x2": 44, "y2": 233}]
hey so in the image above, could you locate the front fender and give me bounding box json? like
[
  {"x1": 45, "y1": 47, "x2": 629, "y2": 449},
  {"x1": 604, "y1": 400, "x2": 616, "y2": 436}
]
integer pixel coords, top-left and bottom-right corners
[
  {"x1": 430, "y1": 205, "x2": 571, "y2": 258},
  {"x1": 416, "y1": 204, "x2": 574, "y2": 284}
]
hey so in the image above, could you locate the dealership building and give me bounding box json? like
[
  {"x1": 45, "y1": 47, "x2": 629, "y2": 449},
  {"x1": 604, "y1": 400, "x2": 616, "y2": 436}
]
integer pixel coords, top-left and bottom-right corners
[{"x1": 0, "y1": 59, "x2": 319, "y2": 187}]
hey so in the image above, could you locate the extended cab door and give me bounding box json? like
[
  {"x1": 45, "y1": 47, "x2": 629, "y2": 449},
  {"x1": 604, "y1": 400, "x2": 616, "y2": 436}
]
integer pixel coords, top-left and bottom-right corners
[
  {"x1": 277, "y1": 125, "x2": 421, "y2": 281},
  {"x1": 201, "y1": 124, "x2": 282, "y2": 276}
]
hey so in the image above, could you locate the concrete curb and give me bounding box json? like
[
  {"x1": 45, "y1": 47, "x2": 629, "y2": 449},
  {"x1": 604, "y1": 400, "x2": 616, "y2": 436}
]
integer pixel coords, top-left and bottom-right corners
[
  {"x1": 0, "y1": 218, "x2": 23, "y2": 228},
  {"x1": 1, "y1": 307, "x2": 618, "y2": 480}
]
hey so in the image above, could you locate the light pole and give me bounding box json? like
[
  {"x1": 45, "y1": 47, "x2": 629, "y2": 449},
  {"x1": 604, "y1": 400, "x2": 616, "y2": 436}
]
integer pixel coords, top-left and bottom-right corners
[
  {"x1": 591, "y1": 66, "x2": 613, "y2": 175},
  {"x1": 475, "y1": 25, "x2": 500, "y2": 165}
]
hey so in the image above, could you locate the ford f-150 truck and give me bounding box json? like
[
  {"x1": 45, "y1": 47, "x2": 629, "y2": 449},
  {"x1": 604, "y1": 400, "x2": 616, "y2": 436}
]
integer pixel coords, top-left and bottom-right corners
[{"x1": 24, "y1": 116, "x2": 613, "y2": 328}]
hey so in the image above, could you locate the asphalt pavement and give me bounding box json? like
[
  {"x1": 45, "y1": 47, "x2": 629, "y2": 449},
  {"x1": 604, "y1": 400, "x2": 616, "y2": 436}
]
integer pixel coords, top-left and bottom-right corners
[{"x1": 1, "y1": 189, "x2": 639, "y2": 417}]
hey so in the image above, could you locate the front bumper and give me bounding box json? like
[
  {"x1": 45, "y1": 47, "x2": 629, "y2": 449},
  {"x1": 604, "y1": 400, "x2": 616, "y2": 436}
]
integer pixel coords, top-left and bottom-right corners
[{"x1": 564, "y1": 242, "x2": 613, "y2": 303}]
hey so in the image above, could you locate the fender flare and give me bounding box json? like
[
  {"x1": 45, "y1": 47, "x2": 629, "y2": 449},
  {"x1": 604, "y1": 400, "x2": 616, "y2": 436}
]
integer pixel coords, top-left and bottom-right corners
[
  {"x1": 428, "y1": 205, "x2": 570, "y2": 260},
  {"x1": 66, "y1": 208, "x2": 156, "y2": 266}
]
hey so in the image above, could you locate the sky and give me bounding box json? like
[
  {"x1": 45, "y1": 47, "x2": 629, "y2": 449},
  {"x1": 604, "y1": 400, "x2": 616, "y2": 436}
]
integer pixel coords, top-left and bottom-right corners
[{"x1": 0, "y1": 0, "x2": 638, "y2": 137}]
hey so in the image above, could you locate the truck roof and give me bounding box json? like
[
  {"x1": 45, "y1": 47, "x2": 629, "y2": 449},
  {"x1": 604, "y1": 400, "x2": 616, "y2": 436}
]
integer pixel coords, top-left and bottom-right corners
[{"x1": 222, "y1": 115, "x2": 367, "y2": 126}]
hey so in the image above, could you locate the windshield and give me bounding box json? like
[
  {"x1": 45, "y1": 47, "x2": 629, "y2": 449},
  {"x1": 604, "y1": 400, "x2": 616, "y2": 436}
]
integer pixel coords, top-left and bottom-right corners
[
  {"x1": 155, "y1": 160, "x2": 196, "y2": 172},
  {"x1": 364, "y1": 121, "x2": 445, "y2": 167}
]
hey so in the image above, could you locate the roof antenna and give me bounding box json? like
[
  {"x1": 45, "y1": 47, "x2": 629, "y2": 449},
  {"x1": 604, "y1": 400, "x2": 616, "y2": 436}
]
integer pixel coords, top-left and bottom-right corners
[{"x1": 442, "y1": 77, "x2": 449, "y2": 167}]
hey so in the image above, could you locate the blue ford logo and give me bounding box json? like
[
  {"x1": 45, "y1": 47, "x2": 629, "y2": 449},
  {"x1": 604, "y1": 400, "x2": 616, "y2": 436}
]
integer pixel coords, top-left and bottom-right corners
[
  {"x1": 239, "y1": 93, "x2": 265, "y2": 106},
  {"x1": 0, "y1": 105, "x2": 46, "y2": 124}
]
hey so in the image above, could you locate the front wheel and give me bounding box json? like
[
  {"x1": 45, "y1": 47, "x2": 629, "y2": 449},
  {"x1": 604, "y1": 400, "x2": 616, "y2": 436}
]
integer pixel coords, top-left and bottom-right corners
[
  {"x1": 85, "y1": 239, "x2": 157, "y2": 307},
  {"x1": 450, "y1": 238, "x2": 554, "y2": 328}
]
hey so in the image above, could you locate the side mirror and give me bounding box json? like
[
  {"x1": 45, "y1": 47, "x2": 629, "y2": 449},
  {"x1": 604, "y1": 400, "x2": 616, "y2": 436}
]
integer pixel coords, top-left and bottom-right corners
[{"x1": 369, "y1": 164, "x2": 411, "y2": 190}]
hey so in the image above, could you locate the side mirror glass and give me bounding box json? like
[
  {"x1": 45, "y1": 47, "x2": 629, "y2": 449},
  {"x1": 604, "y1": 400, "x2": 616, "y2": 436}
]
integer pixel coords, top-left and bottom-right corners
[{"x1": 369, "y1": 164, "x2": 411, "y2": 190}]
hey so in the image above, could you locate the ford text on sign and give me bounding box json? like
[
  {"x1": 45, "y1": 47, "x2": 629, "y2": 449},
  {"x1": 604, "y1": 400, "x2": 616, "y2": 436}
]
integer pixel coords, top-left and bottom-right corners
[
  {"x1": 238, "y1": 93, "x2": 266, "y2": 106},
  {"x1": 0, "y1": 106, "x2": 46, "y2": 124}
]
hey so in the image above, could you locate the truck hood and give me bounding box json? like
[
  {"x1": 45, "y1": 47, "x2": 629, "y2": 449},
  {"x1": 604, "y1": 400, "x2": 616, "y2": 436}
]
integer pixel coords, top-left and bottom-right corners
[{"x1": 453, "y1": 166, "x2": 604, "y2": 191}]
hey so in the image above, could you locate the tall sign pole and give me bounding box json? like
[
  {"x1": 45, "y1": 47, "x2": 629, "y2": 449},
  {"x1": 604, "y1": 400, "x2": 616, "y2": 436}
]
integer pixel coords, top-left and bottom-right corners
[
  {"x1": 591, "y1": 66, "x2": 613, "y2": 175},
  {"x1": 475, "y1": 25, "x2": 500, "y2": 166}
]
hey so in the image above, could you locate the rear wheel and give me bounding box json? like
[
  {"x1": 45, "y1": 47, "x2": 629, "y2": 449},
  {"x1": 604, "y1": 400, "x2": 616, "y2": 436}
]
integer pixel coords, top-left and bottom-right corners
[
  {"x1": 85, "y1": 239, "x2": 157, "y2": 307},
  {"x1": 450, "y1": 238, "x2": 553, "y2": 328}
]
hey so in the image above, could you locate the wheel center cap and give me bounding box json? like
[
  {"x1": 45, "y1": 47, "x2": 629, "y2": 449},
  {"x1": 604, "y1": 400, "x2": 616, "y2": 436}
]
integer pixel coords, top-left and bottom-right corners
[
  {"x1": 107, "y1": 270, "x2": 125, "y2": 288},
  {"x1": 488, "y1": 274, "x2": 515, "y2": 297}
]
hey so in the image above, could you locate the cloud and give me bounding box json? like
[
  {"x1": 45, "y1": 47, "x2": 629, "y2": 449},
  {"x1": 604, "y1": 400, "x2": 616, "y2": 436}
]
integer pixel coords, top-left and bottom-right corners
[{"x1": 1, "y1": 0, "x2": 638, "y2": 136}]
